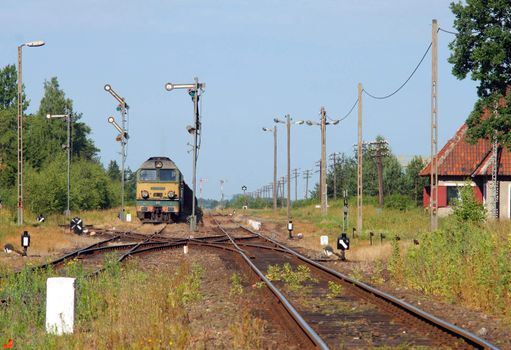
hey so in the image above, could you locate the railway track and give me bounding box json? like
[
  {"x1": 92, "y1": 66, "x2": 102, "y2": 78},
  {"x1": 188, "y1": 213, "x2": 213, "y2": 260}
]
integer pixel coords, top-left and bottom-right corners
[
  {"x1": 3, "y1": 216, "x2": 499, "y2": 349},
  {"x1": 211, "y1": 216, "x2": 498, "y2": 350}
]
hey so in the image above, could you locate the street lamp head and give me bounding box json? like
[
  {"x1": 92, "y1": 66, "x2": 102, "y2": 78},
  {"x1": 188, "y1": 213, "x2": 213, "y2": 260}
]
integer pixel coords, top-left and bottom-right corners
[
  {"x1": 104, "y1": 84, "x2": 112, "y2": 92},
  {"x1": 46, "y1": 114, "x2": 51, "y2": 119},
  {"x1": 108, "y1": 116, "x2": 115, "y2": 124},
  {"x1": 25, "y1": 41, "x2": 45, "y2": 47},
  {"x1": 306, "y1": 120, "x2": 313, "y2": 126},
  {"x1": 331, "y1": 120, "x2": 340, "y2": 125},
  {"x1": 164, "y1": 83, "x2": 174, "y2": 91},
  {"x1": 295, "y1": 120, "x2": 305, "y2": 125}
]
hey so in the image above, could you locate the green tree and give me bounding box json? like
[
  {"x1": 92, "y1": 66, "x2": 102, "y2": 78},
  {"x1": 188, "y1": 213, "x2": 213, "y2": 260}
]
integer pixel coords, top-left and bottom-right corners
[
  {"x1": 404, "y1": 156, "x2": 428, "y2": 205},
  {"x1": 449, "y1": 0, "x2": 511, "y2": 147},
  {"x1": 107, "y1": 160, "x2": 121, "y2": 181},
  {"x1": 327, "y1": 153, "x2": 357, "y2": 197},
  {"x1": 0, "y1": 64, "x2": 28, "y2": 191},
  {"x1": 25, "y1": 77, "x2": 98, "y2": 170},
  {"x1": 0, "y1": 64, "x2": 28, "y2": 110}
]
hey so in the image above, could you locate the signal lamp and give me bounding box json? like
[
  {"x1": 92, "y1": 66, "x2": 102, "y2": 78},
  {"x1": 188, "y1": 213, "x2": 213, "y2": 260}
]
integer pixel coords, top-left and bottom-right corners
[{"x1": 21, "y1": 231, "x2": 30, "y2": 256}]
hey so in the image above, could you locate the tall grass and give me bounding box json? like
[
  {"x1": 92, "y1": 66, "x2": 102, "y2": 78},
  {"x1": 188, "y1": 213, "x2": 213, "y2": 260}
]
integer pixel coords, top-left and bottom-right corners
[
  {"x1": 0, "y1": 257, "x2": 201, "y2": 349},
  {"x1": 400, "y1": 220, "x2": 511, "y2": 318}
]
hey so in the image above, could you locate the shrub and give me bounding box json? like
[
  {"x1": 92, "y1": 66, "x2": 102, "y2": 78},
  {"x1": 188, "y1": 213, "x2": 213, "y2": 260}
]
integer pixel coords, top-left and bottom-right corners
[{"x1": 452, "y1": 179, "x2": 486, "y2": 223}]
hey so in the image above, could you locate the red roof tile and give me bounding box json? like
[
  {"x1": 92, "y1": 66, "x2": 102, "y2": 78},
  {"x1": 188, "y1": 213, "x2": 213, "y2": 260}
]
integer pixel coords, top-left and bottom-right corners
[{"x1": 420, "y1": 123, "x2": 511, "y2": 177}]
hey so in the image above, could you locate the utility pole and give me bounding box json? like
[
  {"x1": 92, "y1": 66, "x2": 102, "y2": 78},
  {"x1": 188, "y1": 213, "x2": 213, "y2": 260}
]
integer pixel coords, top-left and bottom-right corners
[
  {"x1": 303, "y1": 169, "x2": 312, "y2": 199},
  {"x1": 368, "y1": 139, "x2": 390, "y2": 207},
  {"x1": 357, "y1": 82, "x2": 363, "y2": 234},
  {"x1": 262, "y1": 126, "x2": 278, "y2": 213},
  {"x1": 305, "y1": 107, "x2": 339, "y2": 215},
  {"x1": 280, "y1": 176, "x2": 286, "y2": 209},
  {"x1": 17, "y1": 40, "x2": 45, "y2": 226},
  {"x1": 287, "y1": 115, "x2": 291, "y2": 222},
  {"x1": 491, "y1": 135, "x2": 499, "y2": 218},
  {"x1": 293, "y1": 168, "x2": 300, "y2": 202},
  {"x1": 330, "y1": 153, "x2": 339, "y2": 200},
  {"x1": 430, "y1": 19, "x2": 439, "y2": 231},
  {"x1": 320, "y1": 107, "x2": 327, "y2": 215},
  {"x1": 274, "y1": 115, "x2": 305, "y2": 225}
]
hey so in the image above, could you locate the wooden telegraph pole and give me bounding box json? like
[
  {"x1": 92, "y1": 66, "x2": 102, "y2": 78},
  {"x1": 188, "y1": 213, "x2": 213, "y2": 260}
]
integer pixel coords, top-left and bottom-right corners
[
  {"x1": 303, "y1": 169, "x2": 312, "y2": 199},
  {"x1": 357, "y1": 83, "x2": 363, "y2": 234},
  {"x1": 430, "y1": 19, "x2": 439, "y2": 231},
  {"x1": 293, "y1": 168, "x2": 300, "y2": 202}
]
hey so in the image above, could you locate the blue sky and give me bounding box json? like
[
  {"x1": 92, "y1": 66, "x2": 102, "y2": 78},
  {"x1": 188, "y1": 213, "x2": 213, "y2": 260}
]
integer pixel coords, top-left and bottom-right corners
[{"x1": 0, "y1": 1, "x2": 478, "y2": 200}]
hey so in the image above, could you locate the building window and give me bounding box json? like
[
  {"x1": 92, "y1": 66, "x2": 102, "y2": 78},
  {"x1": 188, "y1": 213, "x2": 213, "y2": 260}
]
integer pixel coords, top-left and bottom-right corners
[{"x1": 447, "y1": 186, "x2": 460, "y2": 205}]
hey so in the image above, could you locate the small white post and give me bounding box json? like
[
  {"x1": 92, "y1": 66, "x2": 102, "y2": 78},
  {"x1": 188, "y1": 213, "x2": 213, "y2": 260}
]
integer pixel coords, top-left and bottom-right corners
[
  {"x1": 183, "y1": 245, "x2": 189, "y2": 254},
  {"x1": 46, "y1": 277, "x2": 75, "y2": 335}
]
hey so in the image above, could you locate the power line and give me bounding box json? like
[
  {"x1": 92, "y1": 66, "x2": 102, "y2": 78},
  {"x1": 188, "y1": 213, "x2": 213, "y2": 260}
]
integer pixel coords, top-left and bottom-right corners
[
  {"x1": 438, "y1": 27, "x2": 458, "y2": 35},
  {"x1": 363, "y1": 42, "x2": 432, "y2": 100},
  {"x1": 339, "y1": 98, "x2": 359, "y2": 121}
]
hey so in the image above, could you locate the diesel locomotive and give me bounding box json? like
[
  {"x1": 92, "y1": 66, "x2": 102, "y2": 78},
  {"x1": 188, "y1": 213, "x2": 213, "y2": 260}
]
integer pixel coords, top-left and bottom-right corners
[{"x1": 136, "y1": 156, "x2": 200, "y2": 223}]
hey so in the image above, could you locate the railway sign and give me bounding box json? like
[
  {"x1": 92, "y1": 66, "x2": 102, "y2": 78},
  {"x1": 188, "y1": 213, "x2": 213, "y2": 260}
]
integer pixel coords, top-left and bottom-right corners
[
  {"x1": 241, "y1": 185, "x2": 247, "y2": 191},
  {"x1": 70, "y1": 217, "x2": 83, "y2": 235},
  {"x1": 320, "y1": 235, "x2": 328, "y2": 246},
  {"x1": 337, "y1": 232, "x2": 350, "y2": 251}
]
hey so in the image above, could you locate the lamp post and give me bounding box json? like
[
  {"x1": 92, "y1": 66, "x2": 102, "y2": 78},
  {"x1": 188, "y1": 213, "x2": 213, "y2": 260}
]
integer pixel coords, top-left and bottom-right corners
[
  {"x1": 107, "y1": 116, "x2": 129, "y2": 221},
  {"x1": 46, "y1": 114, "x2": 71, "y2": 216},
  {"x1": 164, "y1": 78, "x2": 205, "y2": 231},
  {"x1": 306, "y1": 107, "x2": 340, "y2": 216},
  {"x1": 17, "y1": 40, "x2": 45, "y2": 226},
  {"x1": 262, "y1": 126, "x2": 278, "y2": 213},
  {"x1": 104, "y1": 84, "x2": 129, "y2": 221},
  {"x1": 274, "y1": 115, "x2": 304, "y2": 236}
]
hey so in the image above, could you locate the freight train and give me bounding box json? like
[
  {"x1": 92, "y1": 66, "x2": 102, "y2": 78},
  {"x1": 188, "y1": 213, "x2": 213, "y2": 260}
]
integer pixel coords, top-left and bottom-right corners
[{"x1": 136, "y1": 156, "x2": 201, "y2": 223}]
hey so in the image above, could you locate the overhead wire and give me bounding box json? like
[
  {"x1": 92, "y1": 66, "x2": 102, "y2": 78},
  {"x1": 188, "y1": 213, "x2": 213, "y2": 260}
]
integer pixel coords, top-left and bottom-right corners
[{"x1": 362, "y1": 42, "x2": 432, "y2": 100}]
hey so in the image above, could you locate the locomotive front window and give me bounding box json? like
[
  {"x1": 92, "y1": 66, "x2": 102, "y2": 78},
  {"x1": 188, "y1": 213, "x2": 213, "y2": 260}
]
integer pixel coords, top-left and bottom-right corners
[
  {"x1": 160, "y1": 169, "x2": 177, "y2": 181},
  {"x1": 139, "y1": 169, "x2": 157, "y2": 181}
]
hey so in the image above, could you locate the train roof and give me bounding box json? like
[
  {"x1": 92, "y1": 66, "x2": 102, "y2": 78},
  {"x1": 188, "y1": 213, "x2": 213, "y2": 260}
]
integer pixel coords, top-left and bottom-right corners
[{"x1": 138, "y1": 156, "x2": 178, "y2": 170}]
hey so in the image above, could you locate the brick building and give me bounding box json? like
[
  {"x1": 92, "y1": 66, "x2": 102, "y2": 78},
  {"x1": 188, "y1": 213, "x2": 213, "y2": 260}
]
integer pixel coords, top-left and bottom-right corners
[{"x1": 420, "y1": 123, "x2": 511, "y2": 219}]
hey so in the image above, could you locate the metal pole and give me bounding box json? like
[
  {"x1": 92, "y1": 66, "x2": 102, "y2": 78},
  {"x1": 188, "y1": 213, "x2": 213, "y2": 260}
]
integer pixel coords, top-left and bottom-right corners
[
  {"x1": 294, "y1": 169, "x2": 298, "y2": 202},
  {"x1": 273, "y1": 126, "x2": 278, "y2": 213},
  {"x1": 66, "y1": 115, "x2": 71, "y2": 216},
  {"x1": 357, "y1": 83, "x2": 363, "y2": 234},
  {"x1": 17, "y1": 45, "x2": 23, "y2": 226},
  {"x1": 430, "y1": 19, "x2": 438, "y2": 231},
  {"x1": 191, "y1": 77, "x2": 199, "y2": 231},
  {"x1": 286, "y1": 114, "x2": 291, "y2": 222},
  {"x1": 332, "y1": 153, "x2": 337, "y2": 200},
  {"x1": 320, "y1": 107, "x2": 327, "y2": 215},
  {"x1": 120, "y1": 105, "x2": 126, "y2": 222}
]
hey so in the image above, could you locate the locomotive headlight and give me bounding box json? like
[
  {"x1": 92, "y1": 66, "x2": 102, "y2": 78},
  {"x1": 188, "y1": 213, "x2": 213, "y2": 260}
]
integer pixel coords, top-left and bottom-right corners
[
  {"x1": 168, "y1": 191, "x2": 176, "y2": 199},
  {"x1": 141, "y1": 190, "x2": 149, "y2": 199}
]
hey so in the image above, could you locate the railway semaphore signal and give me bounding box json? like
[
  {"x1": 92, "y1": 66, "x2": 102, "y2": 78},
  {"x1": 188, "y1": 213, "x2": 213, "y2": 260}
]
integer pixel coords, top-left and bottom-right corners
[{"x1": 164, "y1": 78, "x2": 205, "y2": 231}]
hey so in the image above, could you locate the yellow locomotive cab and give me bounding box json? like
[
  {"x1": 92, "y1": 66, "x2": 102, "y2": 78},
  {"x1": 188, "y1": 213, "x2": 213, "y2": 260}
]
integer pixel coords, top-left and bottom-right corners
[{"x1": 135, "y1": 156, "x2": 200, "y2": 223}]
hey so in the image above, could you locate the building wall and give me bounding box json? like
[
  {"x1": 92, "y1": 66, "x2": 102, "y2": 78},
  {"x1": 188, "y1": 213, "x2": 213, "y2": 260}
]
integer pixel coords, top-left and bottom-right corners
[
  {"x1": 423, "y1": 179, "x2": 482, "y2": 208},
  {"x1": 499, "y1": 181, "x2": 511, "y2": 219}
]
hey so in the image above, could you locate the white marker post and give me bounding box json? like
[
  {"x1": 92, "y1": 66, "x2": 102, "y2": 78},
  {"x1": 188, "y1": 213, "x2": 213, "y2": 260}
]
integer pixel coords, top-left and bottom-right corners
[
  {"x1": 46, "y1": 277, "x2": 75, "y2": 335},
  {"x1": 320, "y1": 235, "x2": 328, "y2": 246}
]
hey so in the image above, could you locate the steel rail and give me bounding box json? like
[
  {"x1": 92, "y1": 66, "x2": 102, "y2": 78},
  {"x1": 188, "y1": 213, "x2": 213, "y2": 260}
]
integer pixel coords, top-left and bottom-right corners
[
  {"x1": 214, "y1": 218, "x2": 329, "y2": 350},
  {"x1": 240, "y1": 225, "x2": 498, "y2": 350}
]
